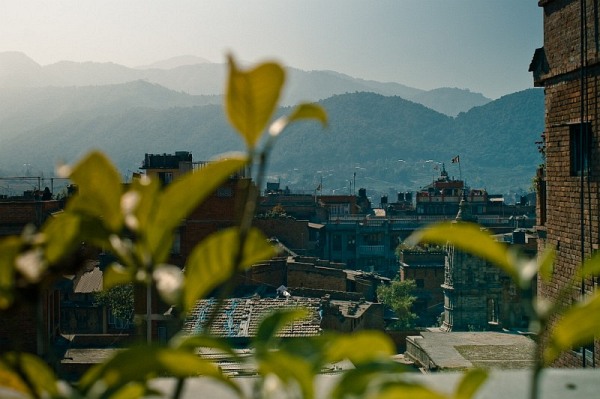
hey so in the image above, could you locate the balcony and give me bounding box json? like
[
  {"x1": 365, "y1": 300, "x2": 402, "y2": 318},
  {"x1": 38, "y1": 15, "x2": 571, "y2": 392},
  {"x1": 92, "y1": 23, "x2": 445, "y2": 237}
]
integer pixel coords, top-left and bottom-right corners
[{"x1": 357, "y1": 245, "x2": 385, "y2": 256}]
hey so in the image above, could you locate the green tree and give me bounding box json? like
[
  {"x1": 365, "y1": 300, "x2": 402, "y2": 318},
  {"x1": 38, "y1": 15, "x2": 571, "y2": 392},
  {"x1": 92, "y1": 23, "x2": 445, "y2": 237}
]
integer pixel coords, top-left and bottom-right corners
[
  {"x1": 377, "y1": 278, "x2": 417, "y2": 330},
  {"x1": 93, "y1": 283, "x2": 134, "y2": 322}
]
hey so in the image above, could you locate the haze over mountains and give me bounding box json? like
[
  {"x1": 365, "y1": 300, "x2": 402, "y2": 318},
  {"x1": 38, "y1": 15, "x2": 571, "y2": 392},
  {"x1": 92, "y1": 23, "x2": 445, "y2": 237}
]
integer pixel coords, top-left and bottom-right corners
[{"x1": 0, "y1": 52, "x2": 543, "y2": 199}]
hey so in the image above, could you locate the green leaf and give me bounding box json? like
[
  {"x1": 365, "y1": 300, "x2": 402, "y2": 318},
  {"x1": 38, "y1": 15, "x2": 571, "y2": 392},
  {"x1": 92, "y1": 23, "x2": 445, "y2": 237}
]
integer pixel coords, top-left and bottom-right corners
[
  {"x1": 65, "y1": 151, "x2": 123, "y2": 232},
  {"x1": 226, "y1": 55, "x2": 285, "y2": 149},
  {"x1": 406, "y1": 222, "x2": 519, "y2": 283},
  {"x1": 545, "y1": 291, "x2": 600, "y2": 364},
  {"x1": 269, "y1": 103, "x2": 328, "y2": 137},
  {"x1": 0, "y1": 237, "x2": 20, "y2": 309},
  {"x1": 107, "y1": 382, "x2": 147, "y2": 399},
  {"x1": 454, "y1": 368, "x2": 488, "y2": 399},
  {"x1": 580, "y1": 250, "x2": 600, "y2": 278},
  {"x1": 147, "y1": 156, "x2": 248, "y2": 264},
  {"x1": 171, "y1": 333, "x2": 239, "y2": 357},
  {"x1": 288, "y1": 103, "x2": 328, "y2": 126},
  {"x1": 330, "y1": 360, "x2": 416, "y2": 399},
  {"x1": 103, "y1": 264, "x2": 136, "y2": 290},
  {"x1": 324, "y1": 331, "x2": 395, "y2": 365},
  {"x1": 257, "y1": 351, "x2": 315, "y2": 399},
  {"x1": 0, "y1": 352, "x2": 60, "y2": 397},
  {"x1": 183, "y1": 227, "x2": 276, "y2": 312},
  {"x1": 79, "y1": 346, "x2": 240, "y2": 396},
  {"x1": 41, "y1": 212, "x2": 82, "y2": 265},
  {"x1": 125, "y1": 176, "x2": 161, "y2": 234},
  {"x1": 537, "y1": 247, "x2": 556, "y2": 283},
  {"x1": 254, "y1": 308, "x2": 309, "y2": 349},
  {"x1": 374, "y1": 383, "x2": 448, "y2": 399}
]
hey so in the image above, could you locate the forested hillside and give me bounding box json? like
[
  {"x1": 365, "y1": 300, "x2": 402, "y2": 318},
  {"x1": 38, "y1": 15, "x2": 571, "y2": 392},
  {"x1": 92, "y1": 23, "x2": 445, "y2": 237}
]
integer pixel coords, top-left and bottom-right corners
[{"x1": 0, "y1": 80, "x2": 543, "y2": 197}]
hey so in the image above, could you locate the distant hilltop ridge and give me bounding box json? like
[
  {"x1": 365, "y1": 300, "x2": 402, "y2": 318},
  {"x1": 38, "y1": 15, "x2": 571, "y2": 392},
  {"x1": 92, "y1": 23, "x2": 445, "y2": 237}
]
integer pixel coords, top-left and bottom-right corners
[{"x1": 0, "y1": 51, "x2": 490, "y2": 116}]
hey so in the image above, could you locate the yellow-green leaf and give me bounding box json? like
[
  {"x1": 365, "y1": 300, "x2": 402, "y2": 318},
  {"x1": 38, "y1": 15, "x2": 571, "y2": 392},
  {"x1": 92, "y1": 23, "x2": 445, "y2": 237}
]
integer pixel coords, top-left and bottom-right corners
[
  {"x1": 258, "y1": 351, "x2": 315, "y2": 399},
  {"x1": 41, "y1": 212, "x2": 81, "y2": 265},
  {"x1": 125, "y1": 176, "x2": 161, "y2": 234},
  {"x1": 324, "y1": 331, "x2": 395, "y2": 365},
  {"x1": 106, "y1": 382, "x2": 146, "y2": 399},
  {"x1": 170, "y1": 334, "x2": 239, "y2": 359},
  {"x1": 0, "y1": 237, "x2": 20, "y2": 309},
  {"x1": 0, "y1": 352, "x2": 60, "y2": 397},
  {"x1": 269, "y1": 103, "x2": 328, "y2": 137},
  {"x1": 580, "y1": 250, "x2": 600, "y2": 278},
  {"x1": 406, "y1": 222, "x2": 518, "y2": 283},
  {"x1": 183, "y1": 227, "x2": 276, "y2": 312},
  {"x1": 537, "y1": 247, "x2": 556, "y2": 283},
  {"x1": 103, "y1": 263, "x2": 135, "y2": 290},
  {"x1": 288, "y1": 103, "x2": 328, "y2": 126},
  {"x1": 545, "y1": 291, "x2": 600, "y2": 364},
  {"x1": 147, "y1": 156, "x2": 248, "y2": 264},
  {"x1": 80, "y1": 346, "x2": 239, "y2": 395},
  {"x1": 254, "y1": 308, "x2": 309, "y2": 348},
  {"x1": 375, "y1": 384, "x2": 448, "y2": 399},
  {"x1": 65, "y1": 151, "x2": 123, "y2": 231},
  {"x1": 454, "y1": 368, "x2": 487, "y2": 399},
  {"x1": 226, "y1": 55, "x2": 285, "y2": 149},
  {"x1": 330, "y1": 360, "x2": 412, "y2": 399}
]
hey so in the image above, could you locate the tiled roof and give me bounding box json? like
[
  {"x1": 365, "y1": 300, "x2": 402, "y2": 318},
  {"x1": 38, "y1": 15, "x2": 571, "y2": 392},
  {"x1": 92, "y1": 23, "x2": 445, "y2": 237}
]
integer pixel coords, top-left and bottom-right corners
[
  {"x1": 329, "y1": 299, "x2": 372, "y2": 319},
  {"x1": 183, "y1": 296, "x2": 322, "y2": 338},
  {"x1": 73, "y1": 261, "x2": 102, "y2": 293}
]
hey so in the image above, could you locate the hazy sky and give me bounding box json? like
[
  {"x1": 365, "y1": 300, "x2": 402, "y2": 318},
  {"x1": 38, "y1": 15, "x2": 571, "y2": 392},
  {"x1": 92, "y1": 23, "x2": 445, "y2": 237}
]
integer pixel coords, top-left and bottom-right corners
[{"x1": 1, "y1": 0, "x2": 542, "y2": 99}]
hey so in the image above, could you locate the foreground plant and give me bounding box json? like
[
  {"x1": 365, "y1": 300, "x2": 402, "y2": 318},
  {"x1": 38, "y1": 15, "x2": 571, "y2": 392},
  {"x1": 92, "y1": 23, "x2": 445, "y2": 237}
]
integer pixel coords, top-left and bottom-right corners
[
  {"x1": 0, "y1": 55, "x2": 489, "y2": 399},
  {"x1": 407, "y1": 221, "x2": 600, "y2": 399}
]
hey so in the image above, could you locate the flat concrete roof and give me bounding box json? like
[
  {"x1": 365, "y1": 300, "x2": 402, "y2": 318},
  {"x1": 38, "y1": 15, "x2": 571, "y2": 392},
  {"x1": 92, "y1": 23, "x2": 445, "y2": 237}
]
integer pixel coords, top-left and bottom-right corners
[{"x1": 407, "y1": 331, "x2": 536, "y2": 371}]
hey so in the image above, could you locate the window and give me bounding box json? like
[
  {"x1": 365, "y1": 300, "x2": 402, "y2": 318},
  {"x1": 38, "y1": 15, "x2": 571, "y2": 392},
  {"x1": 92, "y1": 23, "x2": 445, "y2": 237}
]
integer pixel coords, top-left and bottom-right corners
[
  {"x1": 416, "y1": 279, "x2": 424, "y2": 288},
  {"x1": 216, "y1": 186, "x2": 233, "y2": 197},
  {"x1": 363, "y1": 233, "x2": 382, "y2": 245},
  {"x1": 487, "y1": 298, "x2": 499, "y2": 324},
  {"x1": 171, "y1": 230, "x2": 181, "y2": 254},
  {"x1": 158, "y1": 171, "x2": 173, "y2": 185},
  {"x1": 570, "y1": 122, "x2": 592, "y2": 176},
  {"x1": 346, "y1": 235, "x2": 356, "y2": 250},
  {"x1": 332, "y1": 234, "x2": 342, "y2": 250}
]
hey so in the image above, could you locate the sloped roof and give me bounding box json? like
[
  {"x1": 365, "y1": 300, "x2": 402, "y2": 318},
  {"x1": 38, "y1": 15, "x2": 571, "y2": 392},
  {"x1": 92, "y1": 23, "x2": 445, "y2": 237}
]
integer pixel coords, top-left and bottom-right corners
[
  {"x1": 72, "y1": 261, "x2": 102, "y2": 293},
  {"x1": 182, "y1": 296, "x2": 322, "y2": 338}
]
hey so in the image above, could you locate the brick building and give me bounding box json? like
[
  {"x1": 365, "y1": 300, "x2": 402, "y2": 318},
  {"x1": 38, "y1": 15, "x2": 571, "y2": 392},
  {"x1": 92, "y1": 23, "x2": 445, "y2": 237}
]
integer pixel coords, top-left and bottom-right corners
[
  {"x1": 399, "y1": 249, "x2": 445, "y2": 326},
  {"x1": 136, "y1": 152, "x2": 334, "y2": 341},
  {"x1": 0, "y1": 195, "x2": 65, "y2": 359},
  {"x1": 532, "y1": 0, "x2": 600, "y2": 367},
  {"x1": 0, "y1": 197, "x2": 63, "y2": 237}
]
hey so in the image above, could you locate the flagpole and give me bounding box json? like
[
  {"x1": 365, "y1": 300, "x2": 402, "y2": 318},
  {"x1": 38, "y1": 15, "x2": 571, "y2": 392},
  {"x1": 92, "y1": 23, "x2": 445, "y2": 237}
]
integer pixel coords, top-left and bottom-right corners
[{"x1": 452, "y1": 155, "x2": 462, "y2": 184}]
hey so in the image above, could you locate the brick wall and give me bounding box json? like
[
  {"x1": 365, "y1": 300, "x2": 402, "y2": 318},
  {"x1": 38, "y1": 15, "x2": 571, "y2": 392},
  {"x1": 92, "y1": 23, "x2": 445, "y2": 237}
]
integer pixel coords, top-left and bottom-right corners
[
  {"x1": 0, "y1": 200, "x2": 63, "y2": 236},
  {"x1": 536, "y1": 0, "x2": 600, "y2": 367},
  {"x1": 287, "y1": 261, "x2": 347, "y2": 291},
  {"x1": 254, "y1": 218, "x2": 311, "y2": 251}
]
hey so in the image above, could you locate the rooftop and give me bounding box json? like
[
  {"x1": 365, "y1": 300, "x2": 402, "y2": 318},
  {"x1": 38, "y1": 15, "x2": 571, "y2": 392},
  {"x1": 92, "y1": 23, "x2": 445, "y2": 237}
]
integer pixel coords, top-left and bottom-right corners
[
  {"x1": 182, "y1": 296, "x2": 322, "y2": 338},
  {"x1": 406, "y1": 331, "x2": 536, "y2": 371}
]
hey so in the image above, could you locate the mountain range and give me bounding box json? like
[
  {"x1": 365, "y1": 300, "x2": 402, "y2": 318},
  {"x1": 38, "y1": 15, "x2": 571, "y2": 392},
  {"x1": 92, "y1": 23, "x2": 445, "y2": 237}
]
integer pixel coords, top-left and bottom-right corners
[
  {"x1": 0, "y1": 52, "x2": 489, "y2": 116},
  {"x1": 0, "y1": 52, "x2": 543, "y2": 199}
]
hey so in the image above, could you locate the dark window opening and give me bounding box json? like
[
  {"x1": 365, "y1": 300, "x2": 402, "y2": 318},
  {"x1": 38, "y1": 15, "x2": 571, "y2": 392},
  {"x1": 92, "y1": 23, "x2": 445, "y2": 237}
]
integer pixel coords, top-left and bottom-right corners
[
  {"x1": 570, "y1": 122, "x2": 592, "y2": 176},
  {"x1": 346, "y1": 235, "x2": 356, "y2": 250},
  {"x1": 332, "y1": 234, "x2": 342, "y2": 251},
  {"x1": 158, "y1": 171, "x2": 174, "y2": 185}
]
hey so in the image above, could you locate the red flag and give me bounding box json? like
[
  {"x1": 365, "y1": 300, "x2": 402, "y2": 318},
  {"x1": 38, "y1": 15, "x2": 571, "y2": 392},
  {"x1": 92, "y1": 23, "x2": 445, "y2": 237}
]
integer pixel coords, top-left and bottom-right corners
[{"x1": 451, "y1": 155, "x2": 460, "y2": 163}]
